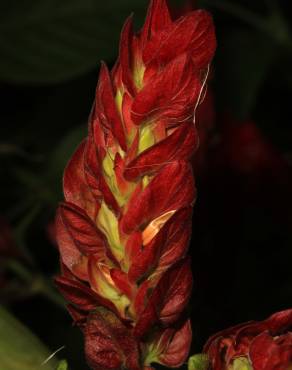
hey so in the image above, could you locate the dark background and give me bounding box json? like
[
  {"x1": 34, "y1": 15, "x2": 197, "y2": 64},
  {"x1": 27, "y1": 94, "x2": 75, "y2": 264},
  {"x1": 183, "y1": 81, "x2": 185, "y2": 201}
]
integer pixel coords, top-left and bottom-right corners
[{"x1": 0, "y1": 0, "x2": 292, "y2": 369}]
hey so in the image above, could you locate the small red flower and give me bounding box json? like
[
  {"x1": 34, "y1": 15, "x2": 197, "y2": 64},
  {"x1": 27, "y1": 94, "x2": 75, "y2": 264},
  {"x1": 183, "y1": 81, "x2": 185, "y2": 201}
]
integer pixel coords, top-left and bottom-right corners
[{"x1": 203, "y1": 309, "x2": 292, "y2": 370}]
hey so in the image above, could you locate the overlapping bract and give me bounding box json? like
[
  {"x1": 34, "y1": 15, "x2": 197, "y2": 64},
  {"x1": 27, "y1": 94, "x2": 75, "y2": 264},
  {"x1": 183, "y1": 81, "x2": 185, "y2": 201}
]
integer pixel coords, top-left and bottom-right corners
[
  {"x1": 55, "y1": 0, "x2": 216, "y2": 369},
  {"x1": 202, "y1": 309, "x2": 292, "y2": 370}
]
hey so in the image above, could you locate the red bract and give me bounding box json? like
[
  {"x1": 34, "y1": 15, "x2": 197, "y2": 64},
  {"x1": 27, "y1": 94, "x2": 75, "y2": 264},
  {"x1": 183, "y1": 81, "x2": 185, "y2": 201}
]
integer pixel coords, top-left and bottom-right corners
[
  {"x1": 203, "y1": 309, "x2": 292, "y2": 370},
  {"x1": 55, "y1": 0, "x2": 216, "y2": 369}
]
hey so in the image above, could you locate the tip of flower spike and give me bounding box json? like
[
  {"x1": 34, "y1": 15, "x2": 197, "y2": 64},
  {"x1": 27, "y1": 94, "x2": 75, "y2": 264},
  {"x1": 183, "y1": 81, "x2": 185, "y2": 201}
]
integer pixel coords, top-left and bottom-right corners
[
  {"x1": 141, "y1": 0, "x2": 172, "y2": 43},
  {"x1": 55, "y1": 0, "x2": 217, "y2": 368},
  {"x1": 119, "y1": 15, "x2": 136, "y2": 96}
]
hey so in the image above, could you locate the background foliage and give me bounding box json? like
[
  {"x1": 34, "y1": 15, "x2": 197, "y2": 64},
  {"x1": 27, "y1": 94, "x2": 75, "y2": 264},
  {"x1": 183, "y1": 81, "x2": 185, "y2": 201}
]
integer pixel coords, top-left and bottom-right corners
[{"x1": 0, "y1": 0, "x2": 291, "y2": 369}]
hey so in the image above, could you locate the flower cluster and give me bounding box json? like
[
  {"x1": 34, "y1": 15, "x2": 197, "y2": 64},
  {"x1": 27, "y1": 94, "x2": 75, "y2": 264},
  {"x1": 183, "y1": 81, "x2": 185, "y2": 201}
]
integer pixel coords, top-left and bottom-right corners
[
  {"x1": 202, "y1": 309, "x2": 292, "y2": 370},
  {"x1": 55, "y1": 0, "x2": 216, "y2": 369}
]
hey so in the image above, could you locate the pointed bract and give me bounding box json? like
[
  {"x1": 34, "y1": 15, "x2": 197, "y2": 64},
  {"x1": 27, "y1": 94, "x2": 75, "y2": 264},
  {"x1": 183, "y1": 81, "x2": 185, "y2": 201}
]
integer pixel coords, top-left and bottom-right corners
[
  {"x1": 85, "y1": 308, "x2": 141, "y2": 370},
  {"x1": 150, "y1": 320, "x2": 192, "y2": 367}
]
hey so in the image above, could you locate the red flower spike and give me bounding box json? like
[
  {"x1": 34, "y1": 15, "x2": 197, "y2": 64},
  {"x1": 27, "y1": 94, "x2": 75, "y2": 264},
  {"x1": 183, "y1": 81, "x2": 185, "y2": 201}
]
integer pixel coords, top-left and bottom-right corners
[
  {"x1": 202, "y1": 309, "x2": 292, "y2": 370},
  {"x1": 55, "y1": 0, "x2": 216, "y2": 368}
]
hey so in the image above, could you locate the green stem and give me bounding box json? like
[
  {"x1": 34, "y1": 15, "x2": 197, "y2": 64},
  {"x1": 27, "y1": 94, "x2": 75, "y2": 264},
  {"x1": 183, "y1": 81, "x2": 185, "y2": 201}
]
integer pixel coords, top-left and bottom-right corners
[
  {"x1": 7, "y1": 260, "x2": 32, "y2": 283},
  {"x1": 37, "y1": 278, "x2": 65, "y2": 309}
]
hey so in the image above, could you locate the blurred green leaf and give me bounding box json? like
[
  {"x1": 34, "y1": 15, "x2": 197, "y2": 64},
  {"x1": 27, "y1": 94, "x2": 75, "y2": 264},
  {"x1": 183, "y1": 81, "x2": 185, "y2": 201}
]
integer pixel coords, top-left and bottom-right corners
[
  {"x1": 188, "y1": 354, "x2": 209, "y2": 370},
  {"x1": 0, "y1": 305, "x2": 58, "y2": 370},
  {"x1": 0, "y1": 0, "x2": 141, "y2": 83},
  {"x1": 56, "y1": 360, "x2": 69, "y2": 370},
  {"x1": 0, "y1": 0, "x2": 180, "y2": 84}
]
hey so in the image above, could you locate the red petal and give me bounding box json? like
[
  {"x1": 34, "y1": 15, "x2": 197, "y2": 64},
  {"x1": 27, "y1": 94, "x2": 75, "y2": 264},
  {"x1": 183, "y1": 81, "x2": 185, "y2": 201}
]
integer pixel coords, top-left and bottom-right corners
[
  {"x1": 121, "y1": 161, "x2": 196, "y2": 234},
  {"x1": 132, "y1": 54, "x2": 202, "y2": 125},
  {"x1": 124, "y1": 122, "x2": 198, "y2": 180},
  {"x1": 134, "y1": 258, "x2": 193, "y2": 337},
  {"x1": 122, "y1": 92, "x2": 136, "y2": 137},
  {"x1": 110, "y1": 269, "x2": 133, "y2": 298},
  {"x1": 155, "y1": 207, "x2": 192, "y2": 274},
  {"x1": 134, "y1": 280, "x2": 150, "y2": 317},
  {"x1": 143, "y1": 10, "x2": 216, "y2": 70},
  {"x1": 155, "y1": 320, "x2": 192, "y2": 367},
  {"x1": 205, "y1": 337, "x2": 225, "y2": 370},
  {"x1": 99, "y1": 175, "x2": 121, "y2": 216},
  {"x1": 56, "y1": 208, "x2": 88, "y2": 280},
  {"x1": 55, "y1": 276, "x2": 102, "y2": 311},
  {"x1": 266, "y1": 309, "x2": 292, "y2": 335},
  {"x1": 158, "y1": 259, "x2": 193, "y2": 324},
  {"x1": 86, "y1": 116, "x2": 123, "y2": 216},
  {"x1": 128, "y1": 233, "x2": 161, "y2": 283},
  {"x1": 60, "y1": 202, "x2": 107, "y2": 258},
  {"x1": 83, "y1": 133, "x2": 102, "y2": 198},
  {"x1": 63, "y1": 140, "x2": 97, "y2": 220},
  {"x1": 141, "y1": 0, "x2": 172, "y2": 45},
  {"x1": 85, "y1": 308, "x2": 141, "y2": 370},
  {"x1": 125, "y1": 231, "x2": 143, "y2": 265},
  {"x1": 249, "y1": 332, "x2": 287, "y2": 370},
  {"x1": 66, "y1": 304, "x2": 87, "y2": 327},
  {"x1": 234, "y1": 310, "x2": 292, "y2": 345},
  {"x1": 114, "y1": 152, "x2": 128, "y2": 194},
  {"x1": 119, "y1": 16, "x2": 135, "y2": 95},
  {"x1": 91, "y1": 113, "x2": 106, "y2": 151},
  {"x1": 96, "y1": 63, "x2": 127, "y2": 151}
]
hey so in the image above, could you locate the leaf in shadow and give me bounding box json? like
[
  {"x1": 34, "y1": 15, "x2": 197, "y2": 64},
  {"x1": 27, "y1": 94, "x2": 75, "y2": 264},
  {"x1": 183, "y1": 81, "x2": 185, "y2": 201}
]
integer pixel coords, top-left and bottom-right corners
[{"x1": 0, "y1": 305, "x2": 58, "y2": 370}]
